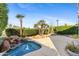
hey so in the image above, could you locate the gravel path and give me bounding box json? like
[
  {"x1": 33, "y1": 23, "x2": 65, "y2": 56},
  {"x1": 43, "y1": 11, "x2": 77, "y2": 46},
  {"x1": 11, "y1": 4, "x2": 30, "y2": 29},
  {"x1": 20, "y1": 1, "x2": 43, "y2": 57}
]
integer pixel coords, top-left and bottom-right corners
[{"x1": 50, "y1": 35, "x2": 74, "y2": 56}]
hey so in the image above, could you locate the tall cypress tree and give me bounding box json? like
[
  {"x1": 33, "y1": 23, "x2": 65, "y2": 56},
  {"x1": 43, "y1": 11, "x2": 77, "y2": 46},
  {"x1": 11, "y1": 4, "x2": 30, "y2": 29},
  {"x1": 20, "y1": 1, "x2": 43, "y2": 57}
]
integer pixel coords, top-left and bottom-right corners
[{"x1": 0, "y1": 3, "x2": 8, "y2": 36}]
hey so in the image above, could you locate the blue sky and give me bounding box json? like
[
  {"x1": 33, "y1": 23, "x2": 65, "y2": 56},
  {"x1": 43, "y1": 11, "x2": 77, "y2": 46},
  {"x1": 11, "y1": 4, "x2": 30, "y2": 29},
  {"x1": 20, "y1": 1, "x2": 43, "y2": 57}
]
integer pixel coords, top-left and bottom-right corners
[{"x1": 7, "y1": 3, "x2": 78, "y2": 28}]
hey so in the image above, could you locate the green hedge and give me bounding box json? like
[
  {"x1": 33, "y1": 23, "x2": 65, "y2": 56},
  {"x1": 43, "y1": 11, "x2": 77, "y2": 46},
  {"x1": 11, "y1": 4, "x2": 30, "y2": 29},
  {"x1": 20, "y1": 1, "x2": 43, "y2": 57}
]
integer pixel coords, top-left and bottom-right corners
[
  {"x1": 5, "y1": 28, "x2": 20, "y2": 36},
  {"x1": 5, "y1": 28, "x2": 38, "y2": 37},
  {"x1": 54, "y1": 26, "x2": 78, "y2": 35},
  {"x1": 23, "y1": 28, "x2": 38, "y2": 36}
]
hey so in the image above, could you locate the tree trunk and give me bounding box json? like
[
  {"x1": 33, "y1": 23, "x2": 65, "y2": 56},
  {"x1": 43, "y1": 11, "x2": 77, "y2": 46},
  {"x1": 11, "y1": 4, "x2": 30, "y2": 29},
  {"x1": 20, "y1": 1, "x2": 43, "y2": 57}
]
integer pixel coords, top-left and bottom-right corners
[
  {"x1": 39, "y1": 28, "x2": 41, "y2": 35},
  {"x1": 20, "y1": 19, "x2": 22, "y2": 37}
]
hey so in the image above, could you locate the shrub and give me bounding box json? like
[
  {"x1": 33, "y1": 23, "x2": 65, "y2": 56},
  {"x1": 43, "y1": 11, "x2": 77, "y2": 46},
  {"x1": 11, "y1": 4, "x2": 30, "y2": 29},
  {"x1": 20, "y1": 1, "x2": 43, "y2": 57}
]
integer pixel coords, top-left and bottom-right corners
[
  {"x1": 5, "y1": 28, "x2": 40, "y2": 37},
  {"x1": 54, "y1": 26, "x2": 78, "y2": 35},
  {"x1": 23, "y1": 28, "x2": 38, "y2": 36},
  {"x1": 66, "y1": 44, "x2": 79, "y2": 53},
  {"x1": 5, "y1": 28, "x2": 20, "y2": 36}
]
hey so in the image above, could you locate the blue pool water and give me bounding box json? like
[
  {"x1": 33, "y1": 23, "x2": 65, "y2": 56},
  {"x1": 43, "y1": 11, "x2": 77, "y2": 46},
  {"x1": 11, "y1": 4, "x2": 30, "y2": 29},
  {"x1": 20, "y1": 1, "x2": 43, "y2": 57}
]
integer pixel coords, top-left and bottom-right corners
[{"x1": 3, "y1": 41, "x2": 41, "y2": 56}]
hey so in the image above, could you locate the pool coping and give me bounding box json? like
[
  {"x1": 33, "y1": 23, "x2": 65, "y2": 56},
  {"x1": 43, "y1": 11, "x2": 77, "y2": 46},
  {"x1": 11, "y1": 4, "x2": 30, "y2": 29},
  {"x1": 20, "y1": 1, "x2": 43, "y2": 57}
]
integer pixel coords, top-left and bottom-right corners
[{"x1": 24, "y1": 37, "x2": 59, "y2": 56}]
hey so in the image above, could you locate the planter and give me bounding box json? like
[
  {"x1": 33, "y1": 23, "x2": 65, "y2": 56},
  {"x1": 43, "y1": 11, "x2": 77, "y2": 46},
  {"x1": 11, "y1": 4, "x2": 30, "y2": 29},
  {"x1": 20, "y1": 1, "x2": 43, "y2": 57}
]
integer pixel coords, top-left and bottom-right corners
[{"x1": 66, "y1": 49, "x2": 79, "y2": 56}]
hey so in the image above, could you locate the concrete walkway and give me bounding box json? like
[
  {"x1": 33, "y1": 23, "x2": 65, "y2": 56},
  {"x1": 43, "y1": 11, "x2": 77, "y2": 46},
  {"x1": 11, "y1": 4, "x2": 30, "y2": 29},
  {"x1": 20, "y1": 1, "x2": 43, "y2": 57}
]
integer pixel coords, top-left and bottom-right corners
[
  {"x1": 25, "y1": 35, "x2": 75, "y2": 56},
  {"x1": 50, "y1": 35, "x2": 74, "y2": 56},
  {"x1": 24, "y1": 37, "x2": 59, "y2": 56}
]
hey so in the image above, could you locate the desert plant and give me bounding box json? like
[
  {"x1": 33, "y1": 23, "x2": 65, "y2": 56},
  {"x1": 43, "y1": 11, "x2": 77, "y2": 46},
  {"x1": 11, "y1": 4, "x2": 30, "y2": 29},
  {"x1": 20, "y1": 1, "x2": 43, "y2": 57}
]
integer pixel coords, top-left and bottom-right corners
[{"x1": 66, "y1": 43, "x2": 79, "y2": 54}]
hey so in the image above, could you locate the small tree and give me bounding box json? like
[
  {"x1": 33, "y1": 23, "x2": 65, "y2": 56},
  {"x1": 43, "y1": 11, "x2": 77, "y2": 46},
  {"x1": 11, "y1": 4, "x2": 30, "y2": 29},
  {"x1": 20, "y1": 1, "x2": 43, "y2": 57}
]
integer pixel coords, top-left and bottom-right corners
[
  {"x1": 0, "y1": 3, "x2": 8, "y2": 36},
  {"x1": 34, "y1": 20, "x2": 49, "y2": 35}
]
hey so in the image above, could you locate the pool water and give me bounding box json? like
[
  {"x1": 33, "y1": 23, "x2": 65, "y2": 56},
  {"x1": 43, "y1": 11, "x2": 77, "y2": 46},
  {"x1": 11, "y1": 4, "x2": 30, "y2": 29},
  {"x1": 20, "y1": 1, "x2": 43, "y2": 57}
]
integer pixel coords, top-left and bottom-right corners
[{"x1": 3, "y1": 41, "x2": 41, "y2": 56}]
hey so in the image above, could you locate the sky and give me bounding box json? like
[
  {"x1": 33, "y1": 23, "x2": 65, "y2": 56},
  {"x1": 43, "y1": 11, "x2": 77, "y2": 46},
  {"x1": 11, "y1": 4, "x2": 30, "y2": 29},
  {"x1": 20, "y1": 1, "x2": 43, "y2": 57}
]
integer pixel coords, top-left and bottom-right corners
[{"x1": 7, "y1": 3, "x2": 78, "y2": 28}]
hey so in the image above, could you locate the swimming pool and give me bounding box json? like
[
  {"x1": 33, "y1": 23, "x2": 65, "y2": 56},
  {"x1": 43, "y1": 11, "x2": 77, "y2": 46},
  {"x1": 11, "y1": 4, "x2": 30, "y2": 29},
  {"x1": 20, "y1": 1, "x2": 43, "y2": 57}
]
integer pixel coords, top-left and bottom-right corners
[{"x1": 3, "y1": 41, "x2": 41, "y2": 56}]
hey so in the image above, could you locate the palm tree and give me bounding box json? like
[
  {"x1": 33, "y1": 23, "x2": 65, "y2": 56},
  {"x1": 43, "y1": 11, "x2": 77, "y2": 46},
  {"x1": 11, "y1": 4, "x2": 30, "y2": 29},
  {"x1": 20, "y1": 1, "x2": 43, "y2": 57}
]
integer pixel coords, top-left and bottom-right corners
[
  {"x1": 56, "y1": 19, "x2": 59, "y2": 27},
  {"x1": 16, "y1": 14, "x2": 24, "y2": 37}
]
